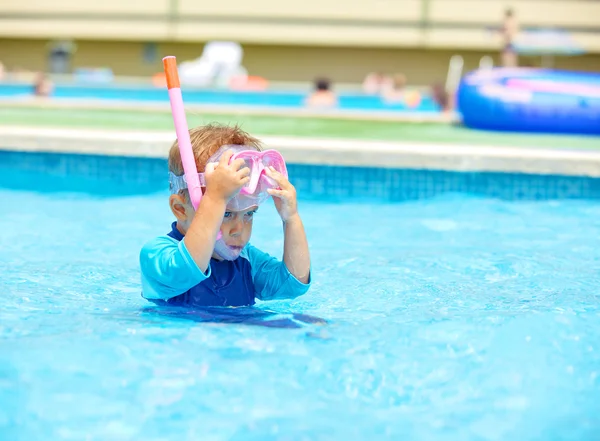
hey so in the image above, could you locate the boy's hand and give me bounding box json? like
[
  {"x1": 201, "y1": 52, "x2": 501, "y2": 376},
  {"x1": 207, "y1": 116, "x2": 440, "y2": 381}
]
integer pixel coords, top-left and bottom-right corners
[
  {"x1": 204, "y1": 150, "x2": 250, "y2": 203},
  {"x1": 266, "y1": 166, "x2": 298, "y2": 222}
]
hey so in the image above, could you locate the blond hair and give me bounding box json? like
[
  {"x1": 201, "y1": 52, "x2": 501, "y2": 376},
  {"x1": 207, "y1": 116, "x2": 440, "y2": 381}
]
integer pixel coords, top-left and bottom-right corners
[{"x1": 168, "y1": 123, "x2": 262, "y2": 176}]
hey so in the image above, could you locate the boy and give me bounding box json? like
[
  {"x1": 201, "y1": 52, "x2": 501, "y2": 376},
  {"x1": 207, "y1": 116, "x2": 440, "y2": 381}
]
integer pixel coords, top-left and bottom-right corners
[{"x1": 140, "y1": 124, "x2": 311, "y2": 307}]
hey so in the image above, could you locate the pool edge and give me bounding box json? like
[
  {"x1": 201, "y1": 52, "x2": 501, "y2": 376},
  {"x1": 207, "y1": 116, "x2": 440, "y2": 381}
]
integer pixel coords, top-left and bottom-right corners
[{"x1": 1, "y1": 125, "x2": 600, "y2": 178}]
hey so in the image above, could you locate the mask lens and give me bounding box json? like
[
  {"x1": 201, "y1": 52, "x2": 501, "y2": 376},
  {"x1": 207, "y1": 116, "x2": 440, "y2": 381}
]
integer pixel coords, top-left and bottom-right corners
[{"x1": 262, "y1": 152, "x2": 285, "y2": 173}]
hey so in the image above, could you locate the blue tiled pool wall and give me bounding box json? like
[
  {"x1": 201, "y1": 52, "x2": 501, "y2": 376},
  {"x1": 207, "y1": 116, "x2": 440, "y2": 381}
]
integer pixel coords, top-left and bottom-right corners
[{"x1": 2, "y1": 150, "x2": 600, "y2": 201}]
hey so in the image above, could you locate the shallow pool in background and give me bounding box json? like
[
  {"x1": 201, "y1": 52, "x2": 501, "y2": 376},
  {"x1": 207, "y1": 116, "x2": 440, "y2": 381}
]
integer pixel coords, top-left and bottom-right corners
[
  {"x1": 0, "y1": 82, "x2": 440, "y2": 113},
  {"x1": 1, "y1": 165, "x2": 600, "y2": 440}
]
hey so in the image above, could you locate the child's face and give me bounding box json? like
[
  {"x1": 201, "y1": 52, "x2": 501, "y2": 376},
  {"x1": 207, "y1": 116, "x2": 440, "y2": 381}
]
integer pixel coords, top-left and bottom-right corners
[{"x1": 217, "y1": 206, "x2": 258, "y2": 256}]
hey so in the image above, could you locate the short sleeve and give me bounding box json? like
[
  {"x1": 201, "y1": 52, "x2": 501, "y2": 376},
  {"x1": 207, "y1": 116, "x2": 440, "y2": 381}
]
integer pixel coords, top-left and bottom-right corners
[
  {"x1": 242, "y1": 244, "x2": 311, "y2": 301},
  {"x1": 140, "y1": 236, "x2": 211, "y2": 300}
]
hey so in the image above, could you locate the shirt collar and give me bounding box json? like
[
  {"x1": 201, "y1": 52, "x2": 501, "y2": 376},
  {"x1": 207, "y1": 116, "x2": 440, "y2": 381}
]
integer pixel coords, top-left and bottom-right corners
[{"x1": 167, "y1": 221, "x2": 185, "y2": 241}]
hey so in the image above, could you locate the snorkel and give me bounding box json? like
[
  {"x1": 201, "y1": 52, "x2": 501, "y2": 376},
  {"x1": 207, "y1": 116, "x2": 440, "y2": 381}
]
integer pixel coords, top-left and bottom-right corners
[
  {"x1": 163, "y1": 56, "x2": 203, "y2": 210},
  {"x1": 164, "y1": 55, "x2": 225, "y2": 243}
]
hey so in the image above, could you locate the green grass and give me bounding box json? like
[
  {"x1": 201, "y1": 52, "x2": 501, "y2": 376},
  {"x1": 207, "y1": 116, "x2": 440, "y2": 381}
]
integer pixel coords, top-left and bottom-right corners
[{"x1": 2, "y1": 105, "x2": 599, "y2": 149}]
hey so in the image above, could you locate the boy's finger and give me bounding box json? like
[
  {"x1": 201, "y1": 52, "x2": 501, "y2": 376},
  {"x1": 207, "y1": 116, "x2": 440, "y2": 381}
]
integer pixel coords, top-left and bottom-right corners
[
  {"x1": 267, "y1": 188, "x2": 285, "y2": 198},
  {"x1": 219, "y1": 150, "x2": 235, "y2": 166},
  {"x1": 236, "y1": 166, "x2": 251, "y2": 177},
  {"x1": 231, "y1": 158, "x2": 247, "y2": 171},
  {"x1": 205, "y1": 162, "x2": 217, "y2": 173},
  {"x1": 265, "y1": 165, "x2": 281, "y2": 180},
  {"x1": 266, "y1": 166, "x2": 291, "y2": 188}
]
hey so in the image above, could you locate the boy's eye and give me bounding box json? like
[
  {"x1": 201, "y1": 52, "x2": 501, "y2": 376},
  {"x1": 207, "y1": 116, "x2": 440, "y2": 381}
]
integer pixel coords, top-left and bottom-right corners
[
  {"x1": 224, "y1": 212, "x2": 232, "y2": 218},
  {"x1": 245, "y1": 210, "x2": 257, "y2": 218}
]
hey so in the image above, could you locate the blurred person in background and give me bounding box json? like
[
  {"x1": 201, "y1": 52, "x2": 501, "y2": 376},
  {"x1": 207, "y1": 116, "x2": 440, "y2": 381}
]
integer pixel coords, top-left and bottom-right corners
[
  {"x1": 362, "y1": 71, "x2": 391, "y2": 94},
  {"x1": 430, "y1": 81, "x2": 455, "y2": 116},
  {"x1": 500, "y1": 8, "x2": 519, "y2": 67},
  {"x1": 382, "y1": 73, "x2": 407, "y2": 104},
  {"x1": 305, "y1": 77, "x2": 337, "y2": 108},
  {"x1": 33, "y1": 72, "x2": 54, "y2": 97},
  {"x1": 0, "y1": 61, "x2": 5, "y2": 81},
  {"x1": 431, "y1": 82, "x2": 448, "y2": 110}
]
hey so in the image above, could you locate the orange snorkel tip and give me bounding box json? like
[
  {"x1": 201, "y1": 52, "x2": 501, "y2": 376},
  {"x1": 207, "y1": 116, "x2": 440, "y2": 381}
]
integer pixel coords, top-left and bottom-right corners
[{"x1": 162, "y1": 56, "x2": 180, "y2": 90}]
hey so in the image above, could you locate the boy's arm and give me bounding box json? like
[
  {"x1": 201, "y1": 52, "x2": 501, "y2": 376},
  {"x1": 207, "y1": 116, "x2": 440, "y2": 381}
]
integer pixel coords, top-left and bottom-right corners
[
  {"x1": 184, "y1": 150, "x2": 250, "y2": 272},
  {"x1": 264, "y1": 166, "x2": 311, "y2": 284},
  {"x1": 283, "y1": 214, "x2": 310, "y2": 284},
  {"x1": 183, "y1": 193, "x2": 226, "y2": 273}
]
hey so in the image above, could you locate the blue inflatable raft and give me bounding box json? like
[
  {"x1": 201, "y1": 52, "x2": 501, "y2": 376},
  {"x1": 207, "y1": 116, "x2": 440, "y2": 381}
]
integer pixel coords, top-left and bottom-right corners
[{"x1": 457, "y1": 68, "x2": 600, "y2": 135}]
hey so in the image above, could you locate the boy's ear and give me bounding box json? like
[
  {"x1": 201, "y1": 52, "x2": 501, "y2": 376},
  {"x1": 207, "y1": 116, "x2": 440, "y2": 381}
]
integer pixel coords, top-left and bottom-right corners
[{"x1": 169, "y1": 194, "x2": 189, "y2": 221}]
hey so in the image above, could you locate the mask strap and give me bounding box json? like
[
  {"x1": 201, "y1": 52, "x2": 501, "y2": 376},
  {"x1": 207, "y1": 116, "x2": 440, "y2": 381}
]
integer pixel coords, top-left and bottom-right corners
[{"x1": 169, "y1": 172, "x2": 207, "y2": 194}]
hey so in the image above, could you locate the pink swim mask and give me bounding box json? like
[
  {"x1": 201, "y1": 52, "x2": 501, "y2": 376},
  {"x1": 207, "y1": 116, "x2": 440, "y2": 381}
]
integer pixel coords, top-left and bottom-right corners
[
  {"x1": 219, "y1": 145, "x2": 288, "y2": 211},
  {"x1": 170, "y1": 145, "x2": 288, "y2": 211}
]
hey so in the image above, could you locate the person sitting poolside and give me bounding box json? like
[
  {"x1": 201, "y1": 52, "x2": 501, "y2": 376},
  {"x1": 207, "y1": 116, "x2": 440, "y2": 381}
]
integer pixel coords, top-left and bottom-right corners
[
  {"x1": 382, "y1": 73, "x2": 407, "y2": 104},
  {"x1": 33, "y1": 72, "x2": 54, "y2": 97},
  {"x1": 305, "y1": 77, "x2": 338, "y2": 108},
  {"x1": 362, "y1": 71, "x2": 391, "y2": 95},
  {"x1": 139, "y1": 124, "x2": 311, "y2": 307}
]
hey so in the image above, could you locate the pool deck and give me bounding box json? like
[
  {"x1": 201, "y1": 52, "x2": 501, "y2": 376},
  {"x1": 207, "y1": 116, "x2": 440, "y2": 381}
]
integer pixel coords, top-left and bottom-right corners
[{"x1": 2, "y1": 125, "x2": 600, "y2": 177}]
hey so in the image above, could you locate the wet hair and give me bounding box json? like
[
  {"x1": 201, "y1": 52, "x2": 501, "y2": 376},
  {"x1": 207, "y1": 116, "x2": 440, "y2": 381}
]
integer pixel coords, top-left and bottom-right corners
[
  {"x1": 315, "y1": 78, "x2": 331, "y2": 91},
  {"x1": 168, "y1": 123, "x2": 262, "y2": 176}
]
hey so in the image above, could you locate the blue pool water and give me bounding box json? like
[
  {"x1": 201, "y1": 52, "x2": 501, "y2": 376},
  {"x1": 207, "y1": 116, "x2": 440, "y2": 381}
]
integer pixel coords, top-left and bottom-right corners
[
  {"x1": 1, "y1": 165, "x2": 600, "y2": 440},
  {"x1": 0, "y1": 82, "x2": 440, "y2": 113}
]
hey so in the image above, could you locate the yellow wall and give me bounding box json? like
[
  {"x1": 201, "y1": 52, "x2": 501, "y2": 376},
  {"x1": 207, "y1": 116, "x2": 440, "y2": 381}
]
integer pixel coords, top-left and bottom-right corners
[
  {"x1": 1, "y1": 0, "x2": 600, "y2": 52},
  {"x1": 1, "y1": 0, "x2": 599, "y2": 85},
  {"x1": 2, "y1": 39, "x2": 600, "y2": 85}
]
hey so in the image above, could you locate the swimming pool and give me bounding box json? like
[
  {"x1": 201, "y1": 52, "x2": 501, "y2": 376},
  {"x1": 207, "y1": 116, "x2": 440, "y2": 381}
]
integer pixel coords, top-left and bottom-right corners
[
  {"x1": 0, "y1": 82, "x2": 440, "y2": 113},
  {"x1": 1, "y1": 153, "x2": 600, "y2": 440}
]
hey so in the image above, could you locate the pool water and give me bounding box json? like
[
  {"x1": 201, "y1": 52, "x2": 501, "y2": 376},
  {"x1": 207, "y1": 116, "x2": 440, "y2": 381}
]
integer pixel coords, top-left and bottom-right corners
[
  {"x1": 1, "y1": 174, "x2": 600, "y2": 440},
  {"x1": 0, "y1": 83, "x2": 440, "y2": 113}
]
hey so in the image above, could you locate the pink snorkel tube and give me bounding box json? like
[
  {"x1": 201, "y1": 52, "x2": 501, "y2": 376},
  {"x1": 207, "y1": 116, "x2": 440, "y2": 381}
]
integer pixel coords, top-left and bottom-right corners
[
  {"x1": 163, "y1": 56, "x2": 203, "y2": 209},
  {"x1": 163, "y1": 56, "x2": 222, "y2": 240}
]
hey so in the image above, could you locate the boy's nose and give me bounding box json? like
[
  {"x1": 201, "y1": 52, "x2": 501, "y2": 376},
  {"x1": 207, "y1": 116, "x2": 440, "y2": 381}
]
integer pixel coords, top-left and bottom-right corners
[{"x1": 229, "y1": 218, "x2": 243, "y2": 237}]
